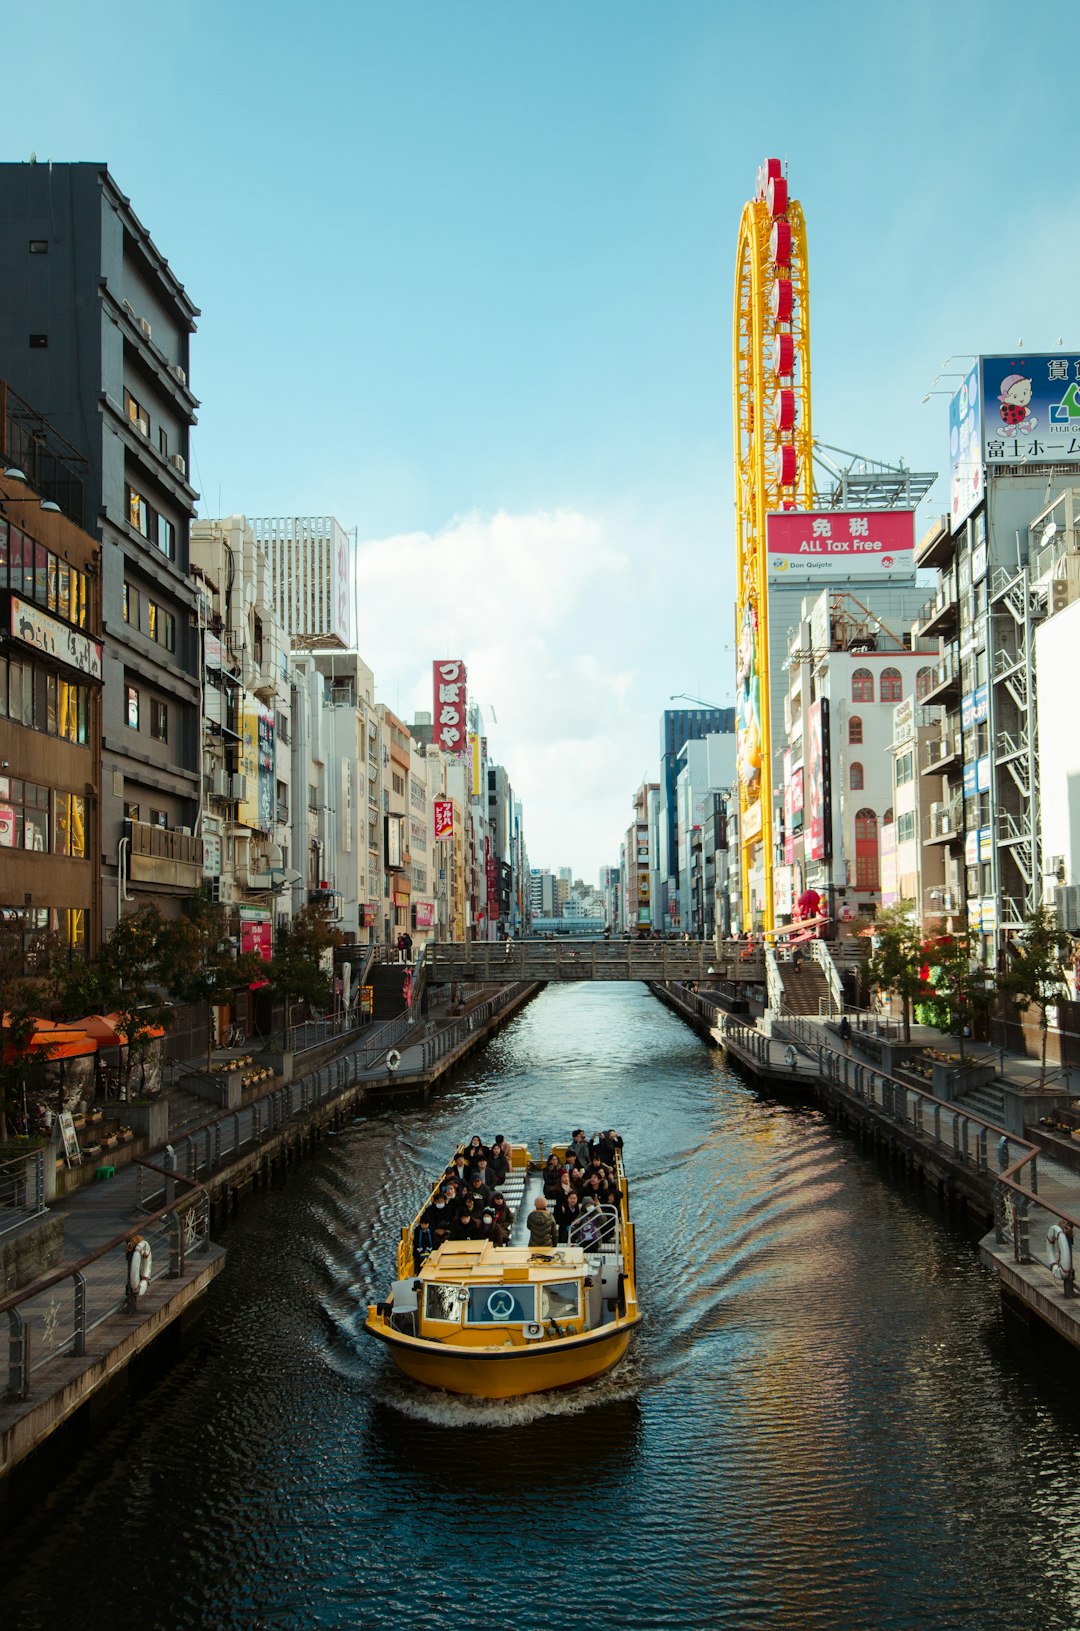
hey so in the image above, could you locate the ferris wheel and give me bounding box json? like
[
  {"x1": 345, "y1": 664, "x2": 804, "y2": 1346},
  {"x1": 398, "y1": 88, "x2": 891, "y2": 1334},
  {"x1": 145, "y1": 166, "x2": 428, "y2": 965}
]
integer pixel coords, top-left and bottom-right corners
[{"x1": 732, "y1": 158, "x2": 814, "y2": 931}]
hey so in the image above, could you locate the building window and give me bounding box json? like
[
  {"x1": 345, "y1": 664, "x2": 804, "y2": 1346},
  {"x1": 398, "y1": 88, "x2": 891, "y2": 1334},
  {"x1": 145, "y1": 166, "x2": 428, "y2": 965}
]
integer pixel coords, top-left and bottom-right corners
[
  {"x1": 0, "y1": 777, "x2": 50, "y2": 851},
  {"x1": 855, "y1": 808, "x2": 878, "y2": 843},
  {"x1": 852, "y1": 668, "x2": 874, "y2": 703},
  {"x1": 28, "y1": 240, "x2": 48, "y2": 254},
  {"x1": 28, "y1": 334, "x2": 47, "y2": 349},
  {"x1": 148, "y1": 808, "x2": 167, "y2": 829},
  {"x1": 849, "y1": 762, "x2": 864, "y2": 791},
  {"x1": 53, "y1": 793, "x2": 87, "y2": 858},
  {"x1": 124, "y1": 390, "x2": 150, "y2": 439},
  {"x1": 848, "y1": 715, "x2": 863, "y2": 745},
  {"x1": 163, "y1": 610, "x2": 176, "y2": 652},
  {"x1": 882, "y1": 807, "x2": 893, "y2": 825},
  {"x1": 127, "y1": 485, "x2": 149, "y2": 537},
  {"x1": 897, "y1": 811, "x2": 916, "y2": 843},
  {"x1": 127, "y1": 686, "x2": 140, "y2": 729},
  {"x1": 150, "y1": 699, "x2": 168, "y2": 741},
  {"x1": 896, "y1": 751, "x2": 914, "y2": 786},
  {"x1": 158, "y1": 426, "x2": 169, "y2": 459},
  {"x1": 125, "y1": 802, "x2": 140, "y2": 823},
  {"x1": 880, "y1": 667, "x2": 903, "y2": 703},
  {"x1": 157, "y1": 516, "x2": 175, "y2": 560},
  {"x1": 123, "y1": 583, "x2": 138, "y2": 626}
]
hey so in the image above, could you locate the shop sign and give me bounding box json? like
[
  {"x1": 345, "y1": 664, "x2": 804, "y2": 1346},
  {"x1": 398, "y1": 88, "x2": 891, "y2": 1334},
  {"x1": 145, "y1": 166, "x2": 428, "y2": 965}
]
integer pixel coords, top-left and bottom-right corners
[
  {"x1": 765, "y1": 510, "x2": 915, "y2": 584},
  {"x1": 982, "y1": 354, "x2": 1080, "y2": 466},
  {"x1": 433, "y1": 799, "x2": 454, "y2": 840},
  {"x1": 11, "y1": 594, "x2": 103, "y2": 680},
  {"x1": 432, "y1": 659, "x2": 467, "y2": 752}
]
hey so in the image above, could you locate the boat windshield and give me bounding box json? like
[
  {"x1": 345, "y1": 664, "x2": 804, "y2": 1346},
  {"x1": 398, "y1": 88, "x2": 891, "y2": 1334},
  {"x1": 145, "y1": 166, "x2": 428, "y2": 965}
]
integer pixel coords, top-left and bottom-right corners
[
  {"x1": 465, "y1": 1285, "x2": 537, "y2": 1325},
  {"x1": 540, "y1": 1281, "x2": 580, "y2": 1320},
  {"x1": 425, "y1": 1284, "x2": 463, "y2": 1322}
]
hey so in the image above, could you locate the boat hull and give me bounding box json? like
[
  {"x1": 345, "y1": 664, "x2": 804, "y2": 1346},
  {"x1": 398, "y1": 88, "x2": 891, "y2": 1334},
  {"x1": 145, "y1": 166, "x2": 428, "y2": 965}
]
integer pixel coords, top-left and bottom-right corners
[{"x1": 368, "y1": 1318, "x2": 639, "y2": 1400}]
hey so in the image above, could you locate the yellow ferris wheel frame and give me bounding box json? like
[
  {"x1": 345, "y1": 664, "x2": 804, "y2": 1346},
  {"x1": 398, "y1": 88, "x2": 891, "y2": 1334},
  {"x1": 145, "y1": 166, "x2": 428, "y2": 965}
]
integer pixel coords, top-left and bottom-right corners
[{"x1": 732, "y1": 162, "x2": 814, "y2": 932}]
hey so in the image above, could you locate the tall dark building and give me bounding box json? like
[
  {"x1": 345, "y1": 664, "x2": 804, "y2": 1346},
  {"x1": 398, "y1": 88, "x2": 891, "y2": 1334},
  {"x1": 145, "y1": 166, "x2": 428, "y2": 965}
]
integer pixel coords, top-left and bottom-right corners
[
  {"x1": 659, "y1": 707, "x2": 734, "y2": 889},
  {"x1": 0, "y1": 162, "x2": 203, "y2": 932}
]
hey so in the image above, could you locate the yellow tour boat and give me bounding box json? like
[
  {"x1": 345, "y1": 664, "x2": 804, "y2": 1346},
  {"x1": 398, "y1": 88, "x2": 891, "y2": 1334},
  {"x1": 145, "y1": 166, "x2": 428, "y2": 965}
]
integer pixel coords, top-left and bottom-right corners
[{"x1": 365, "y1": 1139, "x2": 641, "y2": 1400}]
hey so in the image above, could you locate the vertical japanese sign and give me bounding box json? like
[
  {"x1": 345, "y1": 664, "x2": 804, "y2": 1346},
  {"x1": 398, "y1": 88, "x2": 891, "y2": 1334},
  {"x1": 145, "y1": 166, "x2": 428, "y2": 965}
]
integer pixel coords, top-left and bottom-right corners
[
  {"x1": 782, "y1": 749, "x2": 793, "y2": 865},
  {"x1": 806, "y1": 700, "x2": 832, "y2": 861},
  {"x1": 239, "y1": 909, "x2": 272, "y2": 961},
  {"x1": 258, "y1": 702, "x2": 275, "y2": 830},
  {"x1": 949, "y1": 365, "x2": 983, "y2": 529},
  {"x1": 237, "y1": 691, "x2": 261, "y2": 829},
  {"x1": 433, "y1": 799, "x2": 454, "y2": 840},
  {"x1": 486, "y1": 837, "x2": 500, "y2": 922},
  {"x1": 468, "y1": 732, "x2": 482, "y2": 797},
  {"x1": 433, "y1": 659, "x2": 467, "y2": 752}
]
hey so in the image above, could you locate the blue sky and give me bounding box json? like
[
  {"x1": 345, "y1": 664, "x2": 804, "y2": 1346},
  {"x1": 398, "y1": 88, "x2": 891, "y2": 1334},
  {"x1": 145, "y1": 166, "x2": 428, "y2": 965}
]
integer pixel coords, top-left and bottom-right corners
[{"x1": 6, "y1": 1, "x2": 1079, "y2": 876}]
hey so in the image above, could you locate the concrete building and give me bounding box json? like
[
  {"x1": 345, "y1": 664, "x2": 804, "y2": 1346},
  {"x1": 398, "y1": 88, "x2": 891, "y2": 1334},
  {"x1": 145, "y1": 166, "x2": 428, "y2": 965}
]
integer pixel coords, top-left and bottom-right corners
[
  {"x1": 623, "y1": 780, "x2": 660, "y2": 933},
  {"x1": 659, "y1": 707, "x2": 734, "y2": 928},
  {"x1": 0, "y1": 447, "x2": 103, "y2": 955},
  {"x1": 0, "y1": 162, "x2": 202, "y2": 931},
  {"x1": 777, "y1": 587, "x2": 937, "y2": 924},
  {"x1": 675, "y1": 733, "x2": 737, "y2": 934},
  {"x1": 251, "y1": 516, "x2": 354, "y2": 647}
]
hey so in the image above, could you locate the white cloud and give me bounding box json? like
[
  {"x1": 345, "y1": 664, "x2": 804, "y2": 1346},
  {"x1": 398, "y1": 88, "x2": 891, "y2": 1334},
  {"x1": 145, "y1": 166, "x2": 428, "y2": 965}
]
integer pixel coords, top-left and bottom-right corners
[{"x1": 354, "y1": 506, "x2": 655, "y2": 877}]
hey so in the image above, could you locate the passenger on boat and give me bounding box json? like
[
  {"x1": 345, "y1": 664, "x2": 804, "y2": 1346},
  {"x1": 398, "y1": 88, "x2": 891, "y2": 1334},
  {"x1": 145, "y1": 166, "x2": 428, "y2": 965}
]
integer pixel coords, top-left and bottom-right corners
[
  {"x1": 490, "y1": 1191, "x2": 514, "y2": 1234},
  {"x1": 542, "y1": 1154, "x2": 566, "y2": 1197},
  {"x1": 414, "y1": 1217, "x2": 435, "y2": 1265},
  {"x1": 478, "y1": 1208, "x2": 506, "y2": 1247},
  {"x1": 597, "y1": 1130, "x2": 624, "y2": 1165},
  {"x1": 576, "y1": 1196, "x2": 603, "y2": 1250},
  {"x1": 565, "y1": 1159, "x2": 587, "y2": 1193},
  {"x1": 555, "y1": 1188, "x2": 581, "y2": 1242},
  {"x1": 527, "y1": 1195, "x2": 559, "y2": 1248},
  {"x1": 451, "y1": 1199, "x2": 475, "y2": 1239},
  {"x1": 472, "y1": 1156, "x2": 495, "y2": 1189},
  {"x1": 465, "y1": 1135, "x2": 488, "y2": 1165},
  {"x1": 467, "y1": 1172, "x2": 494, "y2": 1207},
  {"x1": 568, "y1": 1129, "x2": 591, "y2": 1167},
  {"x1": 489, "y1": 1136, "x2": 511, "y2": 1184}
]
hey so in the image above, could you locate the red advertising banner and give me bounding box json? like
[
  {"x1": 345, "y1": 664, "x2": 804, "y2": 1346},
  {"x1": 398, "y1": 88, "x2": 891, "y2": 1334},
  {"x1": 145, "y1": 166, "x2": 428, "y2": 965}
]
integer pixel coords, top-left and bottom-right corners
[
  {"x1": 433, "y1": 658, "x2": 467, "y2": 752},
  {"x1": 486, "y1": 842, "x2": 500, "y2": 921},
  {"x1": 360, "y1": 904, "x2": 375, "y2": 927},
  {"x1": 413, "y1": 901, "x2": 435, "y2": 929},
  {"x1": 433, "y1": 799, "x2": 454, "y2": 840},
  {"x1": 766, "y1": 509, "x2": 915, "y2": 583},
  {"x1": 240, "y1": 916, "x2": 273, "y2": 961}
]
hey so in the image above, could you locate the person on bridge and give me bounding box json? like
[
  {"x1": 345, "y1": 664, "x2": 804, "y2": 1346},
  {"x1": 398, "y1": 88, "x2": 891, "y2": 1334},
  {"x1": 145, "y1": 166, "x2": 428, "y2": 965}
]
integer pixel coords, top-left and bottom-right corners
[
  {"x1": 504, "y1": 932, "x2": 513, "y2": 959},
  {"x1": 527, "y1": 1195, "x2": 559, "y2": 1248},
  {"x1": 839, "y1": 1015, "x2": 852, "y2": 1051},
  {"x1": 401, "y1": 930, "x2": 413, "y2": 963}
]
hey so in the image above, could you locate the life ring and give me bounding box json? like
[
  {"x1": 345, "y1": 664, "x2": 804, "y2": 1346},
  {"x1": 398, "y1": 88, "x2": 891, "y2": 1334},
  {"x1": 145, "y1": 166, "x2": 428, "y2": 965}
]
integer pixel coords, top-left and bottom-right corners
[
  {"x1": 1047, "y1": 1223, "x2": 1073, "y2": 1281},
  {"x1": 386, "y1": 1049, "x2": 401, "y2": 1072},
  {"x1": 128, "y1": 1237, "x2": 152, "y2": 1297}
]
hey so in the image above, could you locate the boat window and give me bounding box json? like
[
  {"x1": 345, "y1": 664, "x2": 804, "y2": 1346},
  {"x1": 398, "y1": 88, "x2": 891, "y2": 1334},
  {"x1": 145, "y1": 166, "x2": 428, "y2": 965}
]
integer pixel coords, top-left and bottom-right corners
[
  {"x1": 540, "y1": 1281, "x2": 580, "y2": 1321},
  {"x1": 465, "y1": 1284, "x2": 537, "y2": 1324},
  {"x1": 424, "y1": 1284, "x2": 462, "y2": 1322}
]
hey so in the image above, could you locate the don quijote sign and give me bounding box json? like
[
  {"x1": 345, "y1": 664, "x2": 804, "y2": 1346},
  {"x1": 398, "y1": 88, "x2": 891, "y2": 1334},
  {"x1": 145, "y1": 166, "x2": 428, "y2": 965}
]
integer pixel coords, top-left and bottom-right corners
[{"x1": 766, "y1": 511, "x2": 915, "y2": 583}]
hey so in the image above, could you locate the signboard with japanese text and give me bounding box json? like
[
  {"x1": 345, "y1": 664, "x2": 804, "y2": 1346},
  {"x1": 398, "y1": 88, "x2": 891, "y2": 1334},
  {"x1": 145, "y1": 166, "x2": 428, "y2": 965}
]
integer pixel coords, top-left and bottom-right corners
[
  {"x1": 790, "y1": 766, "x2": 804, "y2": 835},
  {"x1": 237, "y1": 692, "x2": 260, "y2": 829},
  {"x1": 239, "y1": 909, "x2": 272, "y2": 961},
  {"x1": 949, "y1": 367, "x2": 984, "y2": 529},
  {"x1": 486, "y1": 841, "x2": 500, "y2": 921},
  {"x1": 10, "y1": 594, "x2": 103, "y2": 680},
  {"x1": 806, "y1": 700, "x2": 831, "y2": 861},
  {"x1": 202, "y1": 831, "x2": 222, "y2": 877},
  {"x1": 775, "y1": 865, "x2": 793, "y2": 916},
  {"x1": 360, "y1": 904, "x2": 375, "y2": 928},
  {"x1": 765, "y1": 511, "x2": 915, "y2": 584},
  {"x1": 468, "y1": 733, "x2": 482, "y2": 798},
  {"x1": 433, "y1": 799, "x2": 454, "y2": 840},
  {"x1": 782, "y1": 750, "x2": 793, "y2": 864},
  {"x1": 433, "y1": 659, "x2": 467, "y2": 752},
  {"x1": 413, "y1": 901, "x2": 434, "y2": 929},
  {"x1": 982, "y1": 354, "x2": 1080, "y2": 466},
  {"x1": 961, "y1": 685, "x2": 989, "y2": 731}
]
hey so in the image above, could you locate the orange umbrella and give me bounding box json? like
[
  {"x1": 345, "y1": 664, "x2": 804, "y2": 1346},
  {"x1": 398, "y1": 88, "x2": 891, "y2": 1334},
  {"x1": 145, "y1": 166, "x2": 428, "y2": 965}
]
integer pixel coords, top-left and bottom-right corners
[{"x1": 74, "y1": 1013, "x2": 166, "y2": 1047}]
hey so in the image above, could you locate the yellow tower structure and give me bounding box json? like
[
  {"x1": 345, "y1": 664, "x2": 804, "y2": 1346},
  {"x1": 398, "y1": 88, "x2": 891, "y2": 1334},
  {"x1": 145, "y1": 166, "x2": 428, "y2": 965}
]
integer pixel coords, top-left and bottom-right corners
[{"x1": 733, "y1": 158, "x2": 814, "y2": 931}]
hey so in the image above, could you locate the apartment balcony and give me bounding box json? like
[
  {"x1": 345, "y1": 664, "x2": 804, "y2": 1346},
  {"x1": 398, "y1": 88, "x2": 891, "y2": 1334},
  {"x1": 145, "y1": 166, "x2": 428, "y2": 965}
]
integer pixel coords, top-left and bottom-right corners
[
  {"x1": 923, "y1": 800, "x2": 963, "y2": 845},
  {"x1": 914, "y1": 582, "x2": 958, "y2": 641},
  {"x1": 914, "y1": 515, "x2": 953, "y2": 571},
  {"x1": 921, "y1": 728, "x2": 963, "y2": 773},
  {"x1": 127, "y1": 819, "x2": 203, "y2": 892},
  {"x1": 923, "y1": 885, "x2": 961, "y2": 917},
  {"x1": 916, "y1": 651, "x2": 960, "y2": 706}
]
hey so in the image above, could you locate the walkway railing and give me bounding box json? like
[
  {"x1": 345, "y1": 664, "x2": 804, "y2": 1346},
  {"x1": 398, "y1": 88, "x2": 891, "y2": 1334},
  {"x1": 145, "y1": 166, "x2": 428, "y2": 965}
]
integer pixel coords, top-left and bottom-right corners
[
  {"x1": 808, "y1": 939, "x2": 844, "y2": 1017},
  {"x1": 0, "y1": 1146, "x2": 46, "y2": 1240},
  {"x1": 2, "y1": 1166, "x2": 210, "y2": 1401}
]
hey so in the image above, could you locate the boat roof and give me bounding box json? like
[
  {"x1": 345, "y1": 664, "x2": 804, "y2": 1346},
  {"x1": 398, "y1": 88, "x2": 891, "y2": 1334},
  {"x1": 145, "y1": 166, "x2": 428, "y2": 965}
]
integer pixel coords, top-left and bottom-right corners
[{"x1": 418, "y1": 1240, "x2": 587, "y2": 1283}]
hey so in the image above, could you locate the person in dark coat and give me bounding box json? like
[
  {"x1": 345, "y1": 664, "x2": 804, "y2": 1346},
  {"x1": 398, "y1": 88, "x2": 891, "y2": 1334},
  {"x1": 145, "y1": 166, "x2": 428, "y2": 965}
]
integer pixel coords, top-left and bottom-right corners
[
  {"x1": 555, "y1": 1189, "x2": 582, "y2": 1243},
  {"x1": 488, "y1": 1136, "x2": 511, "y2": 1185},
  {"x1": 527, "y1": 1196, "x2": 559, "y2": 1248}
]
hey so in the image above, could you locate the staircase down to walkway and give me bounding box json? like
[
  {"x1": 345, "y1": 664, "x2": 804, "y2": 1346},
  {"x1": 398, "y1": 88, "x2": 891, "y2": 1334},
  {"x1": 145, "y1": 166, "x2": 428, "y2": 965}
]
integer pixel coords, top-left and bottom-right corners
[{"x1": 778, "y1": 962, "x2": 831, "y2": 1016}]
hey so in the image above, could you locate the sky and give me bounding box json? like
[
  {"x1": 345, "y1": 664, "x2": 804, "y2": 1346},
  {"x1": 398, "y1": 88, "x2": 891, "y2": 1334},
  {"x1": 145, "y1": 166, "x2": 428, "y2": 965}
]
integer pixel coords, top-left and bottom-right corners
[{"x1": 6, "y1": 1, "x2": 1080, "y2": 878}]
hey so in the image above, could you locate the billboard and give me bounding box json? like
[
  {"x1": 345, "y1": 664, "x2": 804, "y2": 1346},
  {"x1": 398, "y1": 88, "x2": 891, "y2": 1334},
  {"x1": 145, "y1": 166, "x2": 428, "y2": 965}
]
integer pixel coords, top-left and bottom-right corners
[
  {"x1": 982, "y1": 354, "x2": 1080, "y2": 466},
  {"x1": 10, "y1": 595, "x2": 103, "y2": 680},
  {"x1": 782, "y1": 750, "x2": 793, "y2": 864},
  {"x1": 765, "y1": 510, "x2": 915, "y2": 584},
  {"x1": 949, "y1": 366, "x2": 984, "y2": 529},
  {"x1": 468, "y1": 732, "x2": 482, "y2": 797},
  {"x1": 433, "y1": 659, "x2": 467, "y2": 752},
  {"x1": 239, "y1": 908, "x2": 272, "y2": 961},
  {"x1": 806, "y1": 699, "x2": 832, "y2": 861},
  {"x1": 413, "y1": 901, "x2": 435, "y2": 929},
  {"x1": 433, "y1": 799, "x2": 454, "y2": 840}
]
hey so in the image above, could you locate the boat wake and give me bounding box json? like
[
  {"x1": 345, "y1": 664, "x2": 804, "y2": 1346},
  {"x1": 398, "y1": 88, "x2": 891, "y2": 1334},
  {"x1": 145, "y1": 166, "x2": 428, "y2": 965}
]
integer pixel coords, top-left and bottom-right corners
[{"x1": 375, "y1": 1349, "x2": 645, "y2": 1427}]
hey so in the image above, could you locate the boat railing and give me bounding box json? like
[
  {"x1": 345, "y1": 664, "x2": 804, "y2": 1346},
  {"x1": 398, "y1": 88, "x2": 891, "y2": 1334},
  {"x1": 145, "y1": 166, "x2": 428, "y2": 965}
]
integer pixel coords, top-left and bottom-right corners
[{"x1": 567, "y1": 1203, "x2": 620, "y2": 1255}]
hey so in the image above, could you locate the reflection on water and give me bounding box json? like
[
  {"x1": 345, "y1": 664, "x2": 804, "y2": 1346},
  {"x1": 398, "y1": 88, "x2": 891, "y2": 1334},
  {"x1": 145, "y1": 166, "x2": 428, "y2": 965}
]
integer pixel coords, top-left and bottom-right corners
[{"x1": 7, "y1": 982, "x2": 1080, "y2": 1630}]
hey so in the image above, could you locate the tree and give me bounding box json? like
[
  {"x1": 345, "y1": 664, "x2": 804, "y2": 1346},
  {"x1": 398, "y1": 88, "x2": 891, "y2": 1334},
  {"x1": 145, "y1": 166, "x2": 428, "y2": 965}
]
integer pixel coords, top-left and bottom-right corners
[
  {"x1": 157, "y1": 891, "x2": 263, "y2": 1066},
  {"x1": 267, "y1": 905, "x2": 342, "y2": 1034},
  {"x1": 916, "y1": 933, "x2": 991, "y2": 1059},
  {"x1": 865, "y1": 901, "x2": 932, "y2": 1043},
  {"x1": 998, "y1": 906, "x2": 1074, "y2": 1088},
  {"x1": 0, "y1": 920, "x2": 63, "y2": 1141}
]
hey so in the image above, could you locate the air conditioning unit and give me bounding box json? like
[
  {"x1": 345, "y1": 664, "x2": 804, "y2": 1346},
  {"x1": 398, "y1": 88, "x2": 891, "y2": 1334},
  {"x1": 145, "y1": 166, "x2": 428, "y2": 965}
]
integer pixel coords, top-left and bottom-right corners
[
  {"x1": 1052, "y1": 578, "x2": 1070, "y2": 613},
  {"x1": 176, "y1": 825, "x2": 192, "y2": 837},
  {"x1": 171, "y1": 363, "x2": 187, "y2": 386},
  {"x1": 230, "y1": 773, "x2": 248, "y2": 801},
  {"x1": 137, "y1": 315, "x2": 152, "y2": 341},
  {"x1": 1056, "y1": 883, "x2": 1080, "y2": 935},
  {"x1": 212, "y1": 767, "x2": 229, "y2": 798},
  {"x1": 170, "y1": 451, "x2": 186, "y2": 477}
]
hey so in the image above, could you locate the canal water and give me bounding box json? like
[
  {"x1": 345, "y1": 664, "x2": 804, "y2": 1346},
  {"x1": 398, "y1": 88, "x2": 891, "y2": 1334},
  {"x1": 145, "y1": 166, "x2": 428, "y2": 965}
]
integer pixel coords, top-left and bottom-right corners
[{"x1": 7, "y1": 982, "x2": 1080, "y2": 1630}]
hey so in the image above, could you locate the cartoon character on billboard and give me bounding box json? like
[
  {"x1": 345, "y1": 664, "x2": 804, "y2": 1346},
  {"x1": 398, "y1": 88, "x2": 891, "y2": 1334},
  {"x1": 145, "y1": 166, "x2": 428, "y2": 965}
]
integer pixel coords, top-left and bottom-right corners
[
  {"x1": 997, "y1": 374, "x2": 1037, "y2": 435},
  {"x1": 736, "y1": 600, "x2": 762, "y2": 794}
]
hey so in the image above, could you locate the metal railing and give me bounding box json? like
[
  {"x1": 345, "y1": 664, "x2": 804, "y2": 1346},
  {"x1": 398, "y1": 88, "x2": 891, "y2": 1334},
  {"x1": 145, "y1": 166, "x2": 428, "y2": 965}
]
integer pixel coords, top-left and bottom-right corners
[
  {"x1": 808, "y1": 939, "x2": 844, "y2": 1017},
  {"x1": 764, "y1": 946, "x2": 784, "y2": 1013},
  {"x1": 0, "y1": 1146, "x2": 46, "y2": 1239},
  {"x1": 2, "y1": 1166, "x2": 210, "y2": 1401}
]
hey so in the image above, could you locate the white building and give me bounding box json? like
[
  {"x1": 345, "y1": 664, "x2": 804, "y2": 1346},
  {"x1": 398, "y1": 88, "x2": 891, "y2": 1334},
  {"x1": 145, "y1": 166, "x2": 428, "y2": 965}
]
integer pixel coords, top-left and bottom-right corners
[{"x1": 252, "y1": 515, "x2": 354, "y2": 646}]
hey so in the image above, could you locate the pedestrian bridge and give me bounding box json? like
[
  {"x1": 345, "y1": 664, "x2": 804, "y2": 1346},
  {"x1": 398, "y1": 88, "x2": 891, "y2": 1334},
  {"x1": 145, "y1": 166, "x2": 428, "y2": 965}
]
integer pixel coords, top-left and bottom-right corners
[{"x1": 419, "y1": 939, "x2": 765, "y2": 985}]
